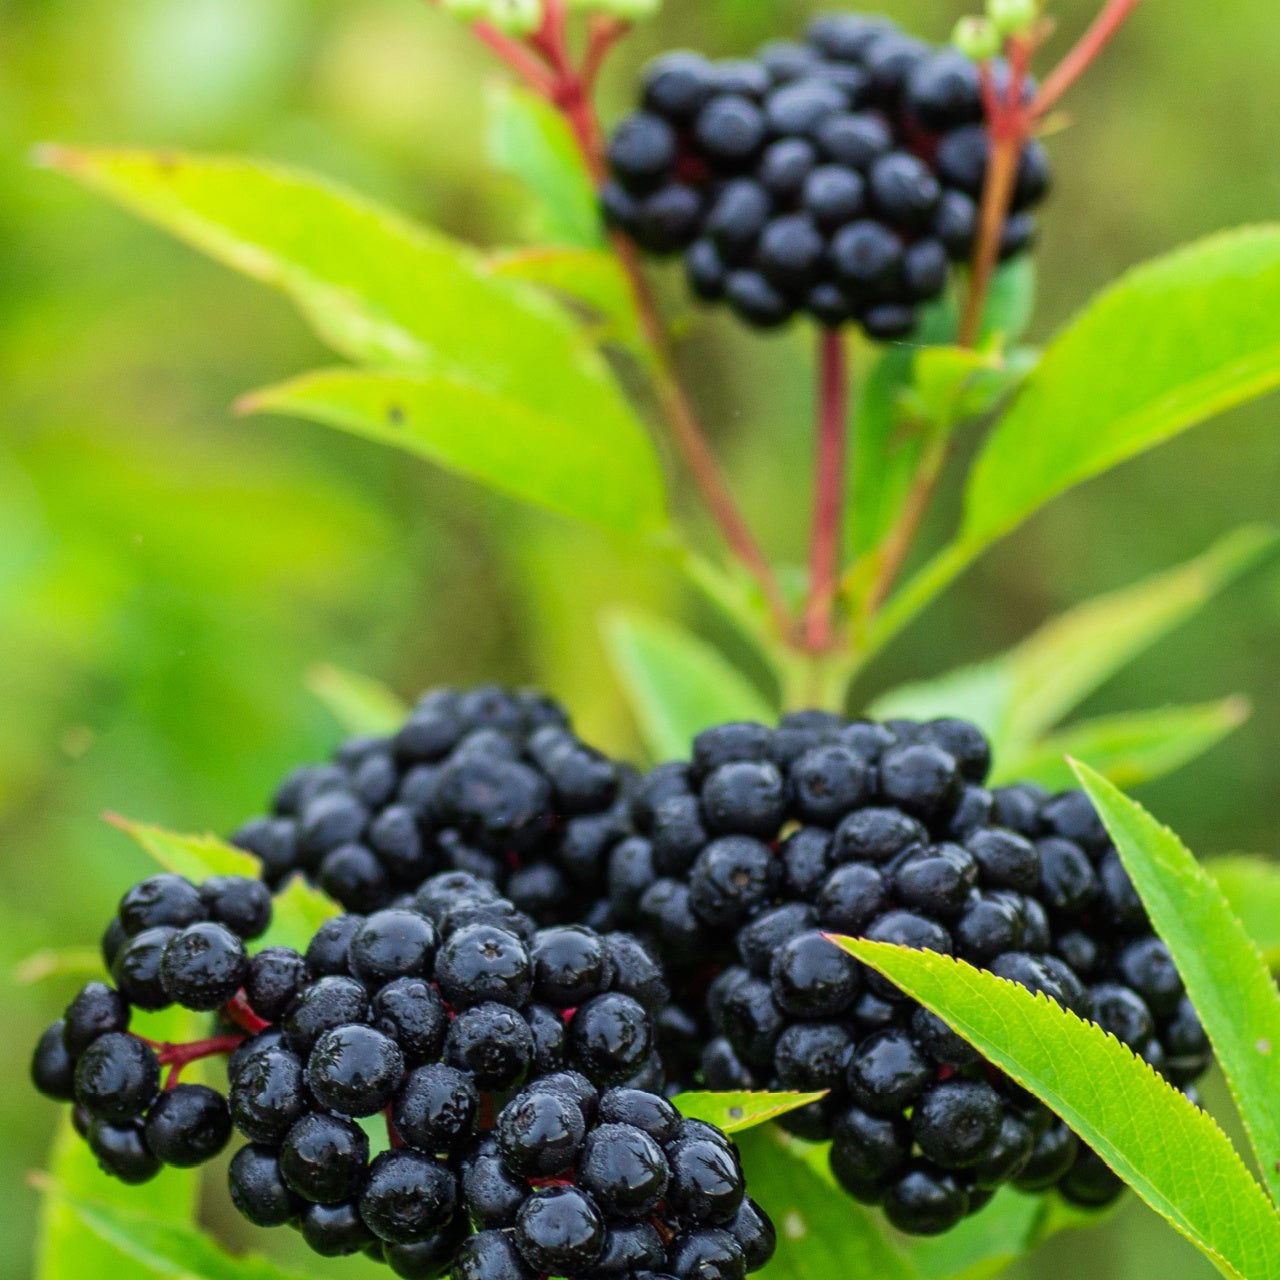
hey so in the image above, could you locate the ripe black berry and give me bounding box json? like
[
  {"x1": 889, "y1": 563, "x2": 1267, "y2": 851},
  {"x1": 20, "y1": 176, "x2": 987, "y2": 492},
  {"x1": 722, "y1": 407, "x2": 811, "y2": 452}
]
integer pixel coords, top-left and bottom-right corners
[
  {"x1": 306, "y1": 1024, "x2": 404, "y2": 1116},
  {"x1": 88, "y1": 1119, "x2": 161, "y2": 1185},
  {"x1": 497, "y1": 1084, "x2": 587, "y2": 1177},
  {"x1": 160, "y1": 922, "x2": 248, "y2": 1010},
  {"x1": 199, "y1": 876, "x2": 273, "y2": 940},
  {"x1": 568, "y1": 993, "x2": 653, "y2": 1086},
  {"x1": 144, "y1": 1084, "x2": 231, "y2": 1167},
  {"x1": 119, "y1": 875, "x2": 206, "y2": 934},
  {"x1": 279, "y1": 1111, "x2": 369, "y2": 1202},
  {"x1": 229, "y1": 1045, "x2": 307, "y2": 1143},
  {"x1": 770, "y1": 930, "x2": 861, "y2": 1017},
  {"x1": 579, "y1": 1123, "x2": 670, "y2": 1216},
  {"x1": 229, "y1": 1144, "x2": 302, "y2": 1227},
  {"x1": 74, "y1": 1033, "x2": 160, "y2": 1123},
  {"x1": 515, "y1": 1185, "x2": 606, "y2": 1274},
  {"x1": 360, "y1": 1149, "x2": 457, "y2": 1244},
  {"x1": 63, "y1": 982, "x2": 130, "y2": 1056},
  {"x1": 444, "y1": 1002, "x2": 534, "y2": 1091},
  {"x1": 454, "y1": 1231, "x2": 534, "y2": 1280},
  {"x1": 883, "y1": 1162, "x2": 969, "y2": 1235},
  {"x1": 32, "y1": 1022, "x2": 77, "y2": 1101},
  {"x1": 393, "y1": 1063, "x2": 478, "y2": 1155},
  {"x1": 245, "y1": 947, "x2": 308, "y2": 1023}
]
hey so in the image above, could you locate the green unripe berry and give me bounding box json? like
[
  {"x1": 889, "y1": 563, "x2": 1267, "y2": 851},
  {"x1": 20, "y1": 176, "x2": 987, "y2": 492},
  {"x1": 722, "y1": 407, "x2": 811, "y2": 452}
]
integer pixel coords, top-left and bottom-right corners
[
  {"x1": 440, "y1": 0, "x2": 542, "y2": 35},
  {"x1": 987, "y1": 0, "x2": 1039, "y2": 36},
  {"x1": 953, "y1": 16, "x2": 1002, "y2": 62}
]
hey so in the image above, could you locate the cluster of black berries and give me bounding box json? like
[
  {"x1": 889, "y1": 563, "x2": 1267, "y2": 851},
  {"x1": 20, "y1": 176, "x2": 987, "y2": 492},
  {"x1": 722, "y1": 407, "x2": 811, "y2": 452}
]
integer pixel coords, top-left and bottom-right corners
[
  {"x1": 603, "y1": 12, "x2": 1050, "y2": 337},
  {"x1": 31, "y1": 872, "x2": 272, "y2": 1184},
  {"x1": 607, "y1": 713, "x2": 1212, "y2": 1233},
  {"x1": 230, "y1": 686, "x2": 635, "y2": 926},
  {"x1": 457, "y1": 1079, "x2": 773, "y2": 1280}
]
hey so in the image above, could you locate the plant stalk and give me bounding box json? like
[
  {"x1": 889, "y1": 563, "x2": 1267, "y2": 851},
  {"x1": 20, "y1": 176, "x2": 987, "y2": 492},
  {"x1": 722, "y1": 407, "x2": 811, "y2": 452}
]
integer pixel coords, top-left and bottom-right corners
[{"x1": 804, "y1": 329, "x2": 851, "y2": 652}]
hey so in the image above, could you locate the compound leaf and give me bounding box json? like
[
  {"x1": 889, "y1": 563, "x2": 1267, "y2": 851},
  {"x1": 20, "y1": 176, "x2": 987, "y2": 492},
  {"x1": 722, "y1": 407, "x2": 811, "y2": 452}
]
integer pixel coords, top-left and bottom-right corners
[
  {"x1": 105, "y1": 815, "x2": 258, "y2": 881},
  {"x1": 1209, "y1": 856, "x2": 1280, "y2": 971}
]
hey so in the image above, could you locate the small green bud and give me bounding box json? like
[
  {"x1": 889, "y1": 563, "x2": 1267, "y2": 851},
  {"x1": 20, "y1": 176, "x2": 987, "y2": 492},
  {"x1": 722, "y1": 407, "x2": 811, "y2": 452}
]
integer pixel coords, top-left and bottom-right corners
[
  {"x1": 952, "y1": 15, "x2": 1001, "y2": 62},
  {"x1": 987, "y1": 0, "x2": 1039, "y2": 37},
  {"x1": 441, "y1": 0, "x2": 543, "y2": 35}
]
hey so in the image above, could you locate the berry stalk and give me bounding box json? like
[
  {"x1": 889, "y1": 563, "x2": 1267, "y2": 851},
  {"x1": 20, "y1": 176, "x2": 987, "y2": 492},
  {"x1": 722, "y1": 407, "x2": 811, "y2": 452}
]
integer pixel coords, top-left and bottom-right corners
[
  {"x1": 431, "y1": 0, "x2": 794, "y2": 641},
  {"x1": 804, "y1": 329, "x2": 851, "y2": 653}
]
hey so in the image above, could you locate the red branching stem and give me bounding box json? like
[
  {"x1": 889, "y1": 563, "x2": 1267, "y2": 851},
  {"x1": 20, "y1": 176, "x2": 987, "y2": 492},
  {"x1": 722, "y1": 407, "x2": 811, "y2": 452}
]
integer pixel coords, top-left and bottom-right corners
[
  {"x1": 432, "y1": 0, "x2": 793, "y2": 640},
  {"x1": 1033, "y1": 0, "x2": 1147, "y2": 116},
  {"x1": 148, "y1": 1034, "x2": 246, "y2": 1089},
  {"x1": 224, "y1": 991, "x2": 271, "y2": 1036},
  {"x1": 804, "y1": 330, "x2": 850, "y2": 652}
]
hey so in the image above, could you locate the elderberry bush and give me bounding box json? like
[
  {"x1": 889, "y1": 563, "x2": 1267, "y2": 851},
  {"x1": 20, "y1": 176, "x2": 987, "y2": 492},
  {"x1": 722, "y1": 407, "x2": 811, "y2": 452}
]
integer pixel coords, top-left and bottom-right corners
[
  {"x1": 602, "y1": 12, "x2": 1050, "y2": 337},
  {"x1": 230, "y1": 686, "x2": 636, "y2": 925},
  {"x1": 607, "y1": 713, "x2": 1212, "y2": 1232}
]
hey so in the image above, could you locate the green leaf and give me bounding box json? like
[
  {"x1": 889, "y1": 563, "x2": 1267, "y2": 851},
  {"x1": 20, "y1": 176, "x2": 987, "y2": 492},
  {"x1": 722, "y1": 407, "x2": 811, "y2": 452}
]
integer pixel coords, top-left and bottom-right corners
[
  {"x1": 998, "y1": 698, "x2": 1250, "y2": 790},
  {"x1": 241, "y1": 367, "x2": 667, "y2": 538},
  {"x1": 870, "y1": 526, "x2": 1276, "y2": 750},
  {"x1": 306, "y1": 663, "x2": 408, "y2": 736},
  {"x1": 38, "y1": 1183, "x2": 312, "y2": 1280},
  {"x1": 36, "y1": 1008, "x2": 204, "y2": 1280},
  {"x1": 874, "y1": 229, "x2": 1280, "y2": 649},
  {"x1": 485, "y1": 81, "x2": 603, "y2": 249},
  {"x1": 836, "y1": 936, "x2": 1280, "y2": 1280},
  {"x1": 1208, "y1": 856, "x2": 1280, "y2": 970},
  {"x1": 601, "y1": 609, "x2": 775, "y2": 760},
  {"x1": 106, "y1": 815, "x2": 259, "y2": 881},
  {"x1": 259, "y1": 874, "x2": 342, "y2": 954},
  {"x1": 40, "y1": 149, "x2": 645, "y2": 442},
  {"x1": 16, "y1": 946, "x2": 105, "y2": 985},
  {"x1": 671, "y1": 1090, "x2": 828, "y2": 1134},
  {"x1": 735, "y1": 1127, "x2": 919, "y2": 1280},
  {"x1": 1072, "y1": 763, "x2": 1280, "y2": 1207},
  {"x1": 488, "y1": 247, "x2": 645, "y2": 358}
]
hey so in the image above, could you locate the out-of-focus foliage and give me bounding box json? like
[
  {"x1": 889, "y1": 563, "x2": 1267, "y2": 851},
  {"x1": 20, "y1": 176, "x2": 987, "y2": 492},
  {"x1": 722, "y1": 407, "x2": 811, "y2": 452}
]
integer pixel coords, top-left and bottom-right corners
[{"x1": 5, "y1": 2, "x2": 1280, "y2": 1278}]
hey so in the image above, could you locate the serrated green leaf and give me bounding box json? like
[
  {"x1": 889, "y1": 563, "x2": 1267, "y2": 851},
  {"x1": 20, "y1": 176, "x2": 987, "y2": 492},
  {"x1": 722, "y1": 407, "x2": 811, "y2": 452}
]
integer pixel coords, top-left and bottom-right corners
[
  {"x1": 488, "y1": 247, "x2": 645, "y2": 358},
  {"x1": 259, "y1": 874, "x2": 342, "y2": 954},
  {"x1": 672, "y1": 1090, "x2": 828, "y2": 1134},
  {"x1": 39, "y1": 149, "x2": 646, "y2": 448},
  {"x1": 874, "y1": 229, "x2": 1280, "y2": 650},
  {"x1": 241, "y1": 367, "x2": 667, "y2": 538},
  {"x1": 870, "y1": 527, "x2": 1275, "y2": 751},
  {"x1": 835, "y1": 936, "x2": 1280, "y2": 1280},
  {"x1": 38, "y1": 1183, "x2": 312, "y2": 1280},
  {"x1": 36, "y1": 1008, "x2": 203, "y2": 1280},
  {"x1": 1209, "y1": 856, "x2": 1280, "y2": 970},
  {"x1": 1072, "y1": 764, "x2": 1280, "y2": 1207},
  {"x1": 107, "y1": 815, "x2": 259, "y2": 881},
  {"x1": 486, "y1": 81, "x2": 603, "y2": 248},
  {"x1": 306, "y1": 663, "x2": 408, "y2": 737},
  {"x1": 735, "y1": 1127, "x2": 918, "y2": 1280},
  {"x1": 601, "y1": 609, "x2": 775, "y2": 760},
  {"x1": 1000, "y1": 698, "x2": 1248, "y2": 790}
]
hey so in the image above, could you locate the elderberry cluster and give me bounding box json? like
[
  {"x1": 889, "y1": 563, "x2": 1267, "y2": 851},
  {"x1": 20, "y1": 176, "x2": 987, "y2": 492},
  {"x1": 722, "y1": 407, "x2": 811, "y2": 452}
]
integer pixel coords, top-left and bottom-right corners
[
  {"x1": 456, "y1": 1080, "x2": 774, "y2": 1279},
  {"x1": 603, "y1": 12, "x2": 1050, "y2": 337},
  {"x1": 231, "y1": 686, "x2": 634, "y2": 924},
  {"x1": 607, "y1": 713, "x2": 1212, "y2": 1232}
]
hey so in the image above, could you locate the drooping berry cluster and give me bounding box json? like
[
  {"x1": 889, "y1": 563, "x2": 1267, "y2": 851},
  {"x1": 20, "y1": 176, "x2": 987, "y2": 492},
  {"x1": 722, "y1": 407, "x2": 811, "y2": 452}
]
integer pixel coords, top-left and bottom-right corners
[
  {"x1": 456, "y1": 1080, "x2": 774, "y2": 1279},
  {"x1": 607, "y1": 713, "x2": 1212, "y2": 1232},
  {"x1": 231, "y1": 686, "x2": 634, "y2": 925},
  {"x1": 603, "y1": 12, "x2": 1049, "y2": 337}
]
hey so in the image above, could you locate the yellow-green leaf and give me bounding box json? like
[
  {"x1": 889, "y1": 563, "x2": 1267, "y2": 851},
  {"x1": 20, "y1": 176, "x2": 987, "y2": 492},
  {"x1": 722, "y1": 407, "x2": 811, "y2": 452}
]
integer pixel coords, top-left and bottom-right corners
[
  {"x1": 106, "y1": 816, "x2": 259, "y2": 881},
  {"x1": 671, "y1": 1090, "x2": 828, "y2": 1135},
  {"x1": 306, "y1": 663, "x2": 407, "y2": 737},
  {"x1": 260, "y1": 875, "x2": 343, "y2": 954},
  {"x1": 601, "y1": 609, "x2": 775, "y2": 760},
  {"x1": 1073, "y1": 764, "x2": 1280, "y2": 1206},
  {"x1": 1209, "y1": 856, "x2": 1280, "y2": 971},
  {"x1": 835, "y1": 937, "x2": 1280, "y2": 1280},
  {"x1": 242, "y1": 367, "x2": 667, "y2": 538},
  {"x1": 997, "y1": 698, "x2": 1249, "y2": 790}
]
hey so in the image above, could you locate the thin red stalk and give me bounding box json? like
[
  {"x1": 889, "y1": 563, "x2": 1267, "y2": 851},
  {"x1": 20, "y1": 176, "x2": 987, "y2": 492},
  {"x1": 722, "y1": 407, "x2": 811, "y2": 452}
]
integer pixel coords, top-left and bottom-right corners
[
  {"x1": 384, "y1": 1106, "x2": 407, "y2": 1149},
  {"x1": 148, "y1": 1034, "x2": 247, "y2": 1089},
  {"x1": 1034, "y1": 0, "x2": 1147, "y2": 114},
  {"x1": 224, "y1": 991, "x2": 271, "y2": 1036},
  {"x1": 582, "y1": 15, "x2": 630, "y2": 96},
  {"x1": 471, "y1": 21, "x2": 558, "y2": 95},
  {"x1": 804, "y1": 330, "x2": 850, "y2": 652}
]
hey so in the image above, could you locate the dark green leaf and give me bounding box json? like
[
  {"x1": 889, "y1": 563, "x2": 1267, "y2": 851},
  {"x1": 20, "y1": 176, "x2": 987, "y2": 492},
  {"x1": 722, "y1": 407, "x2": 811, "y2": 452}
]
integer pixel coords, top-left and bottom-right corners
[
  {"x1": 836, "y1": 936, "x2": 1280, "y2": 1280},
  {"x1": 1073, "y1": 764, "x2": 1280, "y2": 1206},
  {"x1": 485, "y1": 81, "x2": 603, "y2": 248},
  {"x1": 241, "y1": 367, "x2": 667, "y2": 537},
  {"x1": 601, "y1": 609, "x2": 775, "y2": 759},
  {"x1": 671, "y1": 1090, "x2": 828, "y2": 1134}
]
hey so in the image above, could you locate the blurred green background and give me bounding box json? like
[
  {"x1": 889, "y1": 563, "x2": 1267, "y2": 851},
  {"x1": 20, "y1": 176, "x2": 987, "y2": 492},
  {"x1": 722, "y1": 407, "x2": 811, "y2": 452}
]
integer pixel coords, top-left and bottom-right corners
[{"x1": 4, "y1": 1, "x2": 1278, "y2": 1276}]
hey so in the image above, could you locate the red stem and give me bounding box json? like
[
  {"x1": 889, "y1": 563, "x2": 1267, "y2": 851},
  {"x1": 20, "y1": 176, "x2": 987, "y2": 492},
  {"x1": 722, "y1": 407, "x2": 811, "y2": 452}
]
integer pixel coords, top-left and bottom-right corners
[
  {"x1": 1034, "y1": 0, "x2": 1147, "y2": 115},
  {"x1": 804, "y1": 330, "x2": 850, "y2": 652},
  {"x1": 224, "y1": 991, "x2": 271, "y2": 1035},
  {"x1": 384, "y1": 1106, "x2": 407, "y2": 1149},
  {"x1": 144, "y1": 1034, "x2": 246, "y2": 1089},
  {"x1": 434, "y1": 0, "x2": 793, "y2": 640}
]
